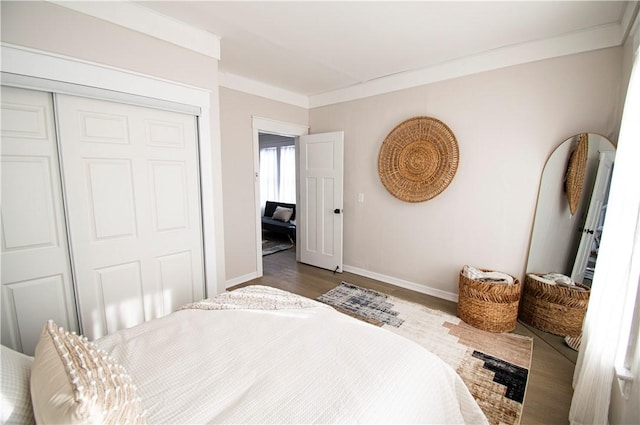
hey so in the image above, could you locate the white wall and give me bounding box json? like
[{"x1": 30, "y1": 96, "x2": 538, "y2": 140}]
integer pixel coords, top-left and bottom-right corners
[
  {"x1": 310, "y1": 48, "x2": 624, "y2": 298},
  {"x1": 218, "y1": 88, "x2": 308, "y2": 283},
  {"x1": 0, "y1": 1, "x2": 227, "y2": 289}
]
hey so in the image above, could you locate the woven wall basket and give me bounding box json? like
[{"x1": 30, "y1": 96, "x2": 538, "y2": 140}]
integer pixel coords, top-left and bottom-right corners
[
  {"x1": 378, "y1": 116, "x2": 459, "y2": 202},
  {"x1": 565, "y1": 133, "x2": 589, "y2": 215}
]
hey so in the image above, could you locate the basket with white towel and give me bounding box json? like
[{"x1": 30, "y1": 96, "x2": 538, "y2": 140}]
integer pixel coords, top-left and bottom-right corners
[
  {"x1": 518, "y1": 273, "x2": 590, "y2": 336},
  {"x1": 461, "y1": 265, "x2": 515, "y2": 284},
  {"x1": 527, "y1": 273, "x2": 587, "y2": 290},
  {"x1": 457, "y1": 266, "x2": 521, "y2": 333}
]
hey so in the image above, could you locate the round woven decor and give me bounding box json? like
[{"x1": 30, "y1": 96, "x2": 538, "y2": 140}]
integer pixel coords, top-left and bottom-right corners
[{"x1": 378, "y1": 116, "x2": 459, "y2": 202}]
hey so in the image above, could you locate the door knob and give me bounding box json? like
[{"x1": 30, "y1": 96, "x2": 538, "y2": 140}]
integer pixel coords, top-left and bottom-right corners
[{"x1": 334, "y1": 208, "x2": 342, "y2": 214}]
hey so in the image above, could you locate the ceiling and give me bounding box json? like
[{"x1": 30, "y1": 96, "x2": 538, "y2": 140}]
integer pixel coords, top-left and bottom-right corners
[{"x1": 135, "y1": 1, "x2": 637, "y2": 106}]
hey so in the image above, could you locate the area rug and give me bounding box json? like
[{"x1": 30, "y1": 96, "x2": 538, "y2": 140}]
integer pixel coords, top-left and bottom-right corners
[
  {"x1": 262, "y1": 239, "x2": 293, "y2": 256},
  {"x1": 317, "y1": 282, "x2": 533, "y2": 425}
]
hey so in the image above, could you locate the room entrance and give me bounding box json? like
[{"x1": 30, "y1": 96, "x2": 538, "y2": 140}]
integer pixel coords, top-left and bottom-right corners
[
  {"x1": 251, "y1": 117, "x2": 344, "y2": 278},
  {"x1": 258, "y1": 133, "x2": 298, "y2": 260}
]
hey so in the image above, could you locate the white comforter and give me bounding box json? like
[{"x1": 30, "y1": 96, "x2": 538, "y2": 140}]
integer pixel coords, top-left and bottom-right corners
[{"x1": 95, "y1": 286, "x2": 487, "y2": 424}]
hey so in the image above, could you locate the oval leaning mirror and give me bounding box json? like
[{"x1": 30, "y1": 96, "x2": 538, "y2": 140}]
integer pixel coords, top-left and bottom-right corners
[{"x1": 527, "y1": 133, "x2": 615, "y2": 288}]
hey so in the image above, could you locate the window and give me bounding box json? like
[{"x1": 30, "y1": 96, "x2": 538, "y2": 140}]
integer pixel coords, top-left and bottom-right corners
[{"x1": 259, "y1": 138, "x2": 296, "y2": 210}]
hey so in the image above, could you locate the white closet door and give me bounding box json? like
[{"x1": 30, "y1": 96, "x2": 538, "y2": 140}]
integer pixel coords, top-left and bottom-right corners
[
  {"x1": 55, "y1": 94, "x2": 204, "y2": 340},
  {"x1": 1, "y1": 86, "x2": 78, "y2": 355}
]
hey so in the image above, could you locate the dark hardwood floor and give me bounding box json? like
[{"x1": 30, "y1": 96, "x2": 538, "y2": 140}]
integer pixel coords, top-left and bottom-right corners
[{"x1": 232, "y1": 248, "x2": 575, "y2": 425}]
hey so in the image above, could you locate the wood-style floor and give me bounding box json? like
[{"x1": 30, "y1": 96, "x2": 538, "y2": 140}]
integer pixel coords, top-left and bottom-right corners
[{"x1": 232, "y1": 248, "x2": 576, "y2": 425}]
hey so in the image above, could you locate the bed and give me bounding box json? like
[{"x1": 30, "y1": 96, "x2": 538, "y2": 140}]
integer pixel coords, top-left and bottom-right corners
[{"x1": 2, "y1": 285, "x2": 487, "y2": 424}]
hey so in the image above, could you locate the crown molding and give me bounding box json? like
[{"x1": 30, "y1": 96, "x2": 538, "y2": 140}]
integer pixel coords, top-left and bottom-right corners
[
  {"x1": 627, "y1": 2, "x2": 640, "y2": 51},
  {"x1": 622, "y1": 1, "x2": 640, "y2": 44},
  {"x1": 51, "y1": 0, "x2": 638, "y2": 109},
  {"x1": 309, "y1": 21, "x2": 632, "y2": 108},
  {"x1": 218, "y1": 13, "x2": 637, "y2": 110},
  {"x1": 219, "y1": 72, "x2": 309, "y2": 109},
  {"x1": 50, "y1": 0, "x2": 220, "y2": 60},
  {"x1": 0, "y1": 43, "x2": 210, "y2": 106}
]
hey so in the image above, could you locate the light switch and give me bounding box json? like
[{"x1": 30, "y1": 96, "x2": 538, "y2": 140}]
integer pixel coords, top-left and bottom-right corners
[{"x1": 357, "y1": 192, "x2": 365, "y2": 203}]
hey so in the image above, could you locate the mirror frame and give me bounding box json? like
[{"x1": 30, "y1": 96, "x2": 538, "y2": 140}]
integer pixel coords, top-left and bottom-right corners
[{"x1": 526, "y1": 133, "x2": 616, "y2": 282}]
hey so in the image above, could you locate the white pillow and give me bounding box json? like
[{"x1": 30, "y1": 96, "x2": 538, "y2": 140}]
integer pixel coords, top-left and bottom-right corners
[
  {"x1": 1, "y1": 345, "x2": 36, "y2": 425},
  {"x1": 272, "y1": 206, "x2": 293, "y2": 222},
  {"x1": 30, "y1": 321, "x2": 146, "y2": 424}
]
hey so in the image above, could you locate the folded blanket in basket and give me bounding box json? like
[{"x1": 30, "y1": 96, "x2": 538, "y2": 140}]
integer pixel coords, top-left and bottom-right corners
[
  {"x1": 462, "y1": 265, "x2": 514, "y2": 284},
  {"x1": 528, "y1": 273, "x2": 587, "y2": 291}
]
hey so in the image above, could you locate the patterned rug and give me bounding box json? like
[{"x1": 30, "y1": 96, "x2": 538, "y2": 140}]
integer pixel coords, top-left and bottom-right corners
[
  {"x1": 317, "y1": 282, "x2": 533, "y2": 425},
  {"x1": 262, "y1": 239, "x2": 293, "y2": 256}
]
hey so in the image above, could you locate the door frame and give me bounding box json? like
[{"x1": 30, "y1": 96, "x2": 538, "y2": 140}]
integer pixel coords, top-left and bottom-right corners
[
  {"x1": 1, "y1": 43, "x2": 225, "y2": 297},
  {"x1": 252, "y1": 117, "x2": 309, "y2": 278}
]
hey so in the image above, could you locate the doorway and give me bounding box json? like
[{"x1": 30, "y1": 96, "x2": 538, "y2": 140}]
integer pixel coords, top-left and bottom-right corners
[
  {"x1": 252, "y1": 118, "x2": 309, "y2": 278},
  {"x1": 251, "y1": 117, "x2": 345, "y2": 277},
  {"x1": 258, "y1": 132, "x2": 297, "y2": 262}
]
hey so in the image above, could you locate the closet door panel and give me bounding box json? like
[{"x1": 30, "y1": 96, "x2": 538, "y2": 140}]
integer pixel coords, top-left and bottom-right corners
[
  {"x1": 156, "y1": 251, "x2": 195, "y2": 313},
  {"x1": 56, "y1": 95, "x2": 204, "y2": 340},
  {"x1": 0, "y1": 86, "x2": 78, "y2": 355},
  {"x1": 95, "y1": 261, "x2": 146, "y2": 335},
  {"x1": 149, "y1": 160, "x2": 189, "y2": 231},
  {"x1": 85, "y1": 158, "x2": 138, "y2": 239},
  {"x1": 2, "y1": 276, "x2": 69, "y2": 355},
  {"x1": 1, "y1": 156, "x2": 59, "y2": 249}
]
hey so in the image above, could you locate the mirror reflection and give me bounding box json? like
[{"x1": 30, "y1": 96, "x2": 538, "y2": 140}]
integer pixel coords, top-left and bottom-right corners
[{"x1": 527, "y1": 133, "x2": 616, "y2": 287}]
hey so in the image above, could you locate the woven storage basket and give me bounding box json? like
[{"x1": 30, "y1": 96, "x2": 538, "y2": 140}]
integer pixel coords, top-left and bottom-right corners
[
  {"x1": 518, "y1": 274, "x2": 590, "y2": 337},
  {"x1": 457, "y1": 269, "x2": 522, "y2": 333}
]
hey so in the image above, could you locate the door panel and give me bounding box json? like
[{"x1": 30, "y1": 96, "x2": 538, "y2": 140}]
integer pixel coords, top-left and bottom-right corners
[
  {"x1": 79, "y1": 111, "x2": 129, "y2": 144},
  {"x1": 149, "y1": 161, "x2": 190, "y2": 231},
  {"x1": 1, "y1": 157, "x2": 59, "y2": 249},
  {"x1": 571, "y1": 152, "x2": 615, "y2": 284},
  {"x1": 1, "y1": 101, "x2": 48, "y2": 139},
  {"x1": 85, "y1": 159, "x2": 137, "y2": 239},
  {"x1": 2, "y1": 275, "x2": 70, "y2": 355},
  {"x1": 322, "y1": 179, "x2": 336, "y2": 256},
  {"x1": 299, "y1": 132, "x2": 344, "y2": 272},
  {"x1": 156, "y1": 251, "x2": 195, "y2": 313},
  {"x1": 1, "y1": 86, "x2": 78, "y2": 354},
  {"x1": 146, "y1": 120, "x2": 185, "y2": 147},
  {"x1": 95, "y1": 261, "x2": 145, "y2": 335},
  {"x1": 56, "y1": 94, "x2": 204, "y2": 340},
  {"x1": 304, "y1": 177, "x2": 319, "y2": 252}
]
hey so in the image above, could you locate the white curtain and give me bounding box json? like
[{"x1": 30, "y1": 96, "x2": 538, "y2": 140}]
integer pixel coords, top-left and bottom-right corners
[
  {"x1": 569, "y1": 44, "x2": 640, "y2": 425},
  {"x1": 260, "y1": 144, "x2": 296, "y2": 211},
  {"x1": 279, "y1": 145, "x2": 296, "y2": 204},
  {"x1": 260, "y1": 147, "x2": 278, "y2": 213}
]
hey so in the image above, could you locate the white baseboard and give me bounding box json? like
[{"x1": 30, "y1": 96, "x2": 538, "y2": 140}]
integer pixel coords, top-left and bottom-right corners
[
  {"x1": 225, "y1": 266, "x2": 458, "y2": 302},
  {"x1": 225, "y1": 272, "x2": 260, "y2": 289},
  {"x1": 342, "y1": 265, "x2": 459, "y2": 303}
]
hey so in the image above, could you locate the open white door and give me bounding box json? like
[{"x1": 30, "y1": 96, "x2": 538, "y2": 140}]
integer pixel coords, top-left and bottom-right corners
[
  {"x1": 571, "y1": 151, "x2": 615, "y2": 284},
  {"x1": 298, "y1": 131, "x2": 344, "y2": 272}
]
